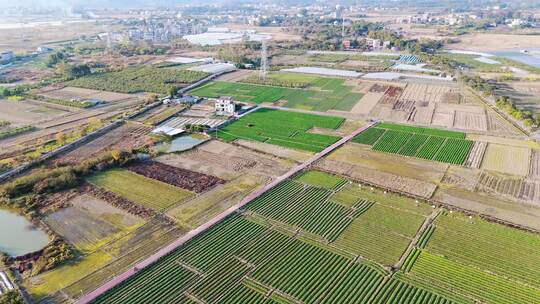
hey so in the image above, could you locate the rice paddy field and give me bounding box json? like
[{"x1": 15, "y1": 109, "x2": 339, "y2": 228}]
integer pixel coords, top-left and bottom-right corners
[
  {"x1": 354, "y1": 123, "x2": 474, "y2": 165},
  {"x1": 87, "y1": 169, "x2": 195, "y2": 211},
  {"x1": 215, "y1": 108, "x2": 344, "y2": 152},
  {"x1": 188, "y1": 73, "x2": 363, "y2": 112}
]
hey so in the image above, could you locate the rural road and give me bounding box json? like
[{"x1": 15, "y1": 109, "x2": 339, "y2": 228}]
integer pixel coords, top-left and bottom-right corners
[{"x1": 75, "y1": 120, "x2": 378, "y2": 304}]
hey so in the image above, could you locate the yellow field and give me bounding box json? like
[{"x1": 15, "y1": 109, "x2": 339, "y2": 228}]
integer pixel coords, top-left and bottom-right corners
[{"x1": 481, "y1": 143, "x2": 531, "y2": 176}]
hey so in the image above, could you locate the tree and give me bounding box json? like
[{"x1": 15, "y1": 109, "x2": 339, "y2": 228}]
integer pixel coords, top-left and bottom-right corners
[
  {"x1": 55, "y1": 132, "x2": 67, "y2": 145},
  {"x1": 168, "y1": 86, "x2": 177, "y2": 98},
  {"x1": 111, "y1": 150, "x2": 121, "y2": 161},
  {"x1": 0, "y1": 290, "x2": 24, "y2": 304}
]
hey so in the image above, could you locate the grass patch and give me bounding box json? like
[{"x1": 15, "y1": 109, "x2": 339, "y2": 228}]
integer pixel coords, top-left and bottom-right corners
[
  {"x1": 26, "y1": 251, "x2": 112, "y2": 300},
  {"x1": 295, "y1": 170, "x2": 346, "y2": 189},
  {"x1": 190, "y1": 75, "x2": 363, "y2": 112},
  {"x1": 87, "y1": 169, "x2": 194, "y2": 211}
]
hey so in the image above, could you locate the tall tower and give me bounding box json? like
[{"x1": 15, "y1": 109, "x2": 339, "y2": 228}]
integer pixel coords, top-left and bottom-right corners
[{"x1": 259, "y1": 39, "x2": 268, "y2": 80}]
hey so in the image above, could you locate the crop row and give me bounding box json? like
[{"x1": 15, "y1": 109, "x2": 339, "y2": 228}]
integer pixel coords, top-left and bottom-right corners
[
  {"x1": 320, "y1": 263, "x2": 384, "y2": 304},
  {"x1": 425, "y1": 213, "x2": 540, "y2": 289},
  {"x1": 216, "y1": 108, "x2": 343, "y2": 152},
  {"x1": 189, "y1": 258, "x2": 250, "y2": 303},
  {"x1": 247, "y1": 180, "x2": 366, "y2": 241},
  {"x1": 374, "y1": 278, "x2": 456, "y2": 304},
  {"x1": 409, "y1": 251, "x2": 540, "y2": 304},
  {"x1": 93, "y1": 255, "x2": 196, "y2": 304},
  {"x1": 252, "y1": 239, "x2": 351, "y2": 303},
  {"x1": 377, "y1": 122, "x2": 466, "y2": 139},
  {"x1": 356, "y1": 125, "x2": 473, "y2": 165}
]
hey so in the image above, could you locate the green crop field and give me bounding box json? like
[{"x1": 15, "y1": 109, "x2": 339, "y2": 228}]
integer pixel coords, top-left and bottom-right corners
[
  {"x1": 189, "y1": 74, "x2": 363, "y2": 112},
  {"x1": 69, "y1": 66, "x2": 208, "y2": 94},
  {"x1": 87, "y1": 169, "x2": 195, "y2": 211},
  {"x1": 394, "y1": 212, "x2": 540, "y2": 304},
  {"x1": 215, "y1": 108, "x2": 343, "y2": 152},
  {"x1": 90, "y1": 169, "x2": 538, "y2": 304},
  {"x1": 354, "y1": 123, "x2": 474, "y2": 165}
]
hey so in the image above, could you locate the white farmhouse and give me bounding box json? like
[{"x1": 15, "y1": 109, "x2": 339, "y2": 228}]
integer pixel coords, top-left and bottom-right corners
[{"x1": 215, "y1": 96, "x2": 236, "y2": 115}]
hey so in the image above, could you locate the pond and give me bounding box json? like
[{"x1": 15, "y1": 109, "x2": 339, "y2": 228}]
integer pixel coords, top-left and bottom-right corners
[
  {"x1": 491, "y1": 49, "x2": 540, "y2": 68},
  {"x1": 156, "y1": 134, "x2": 208, "y2": 153},
  {"x1": 0, "y1": 208, "x2": 49, "y2": 257}
]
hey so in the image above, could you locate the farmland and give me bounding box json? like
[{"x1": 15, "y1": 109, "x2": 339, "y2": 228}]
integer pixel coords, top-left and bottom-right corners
[
  {"x1": 398, "y1": 212, "x2": 540, "y2": 304},
  {"x1": 216, "y1": 108, "x2": 343, "y2": 152},
  {"x1": 69, "y1": 66, "x2": 209, "y2": 94},
  {"x1": 87, "y1": 169, "x2": 195, "y2": 211},
  {"x1": 83, "y1": 165, "x2": 540, "y2": 304},
  {"x1": 354, "y1": 123, "x2": 474, "y2": 165},
  {"x1": 189, "y1": 74, "x2": 363, "y2": 112}
]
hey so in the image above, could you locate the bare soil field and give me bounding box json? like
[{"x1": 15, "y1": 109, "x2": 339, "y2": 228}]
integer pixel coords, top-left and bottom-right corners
[
  {"x1": 325, "y1": 142, "x2": 448, "y2": 184},
  {"x1": 0, "y1": 22, "x2": 123, "y2": 52},
  {"x1": 454, "y1": 111, "x2": 488, "y2": 132},
  {"x1": 155, "y1": 140, "x2": 293, "y2": 180},
  {"x1": 215, "y1": 69, "x2": 254, "y2": 82},
  {"x1": 0, "y1": 99, "x2": 68, "y2": 125},
  {"x1": 465, "y1": 141, "x2": 488, "y2": 169},
  {"x1": 234, "y1": 139, "x2": 313, "y2": 163},
  {"x1": 447, "y1": 33, "x2": 540, "y2": 51},
  {"x1": 351, "y1": 92, "x2": 384, "y2": 115},
  {"x1": 481, "y1": 143, "x2": 531, "y2": 176},
  {"x1": 315, "y1": 158, "x2": 437, "y2": 198},
  {"x1": 433, "y1": 187, "x2": 540, "y2": 231},
  {"x1": 410, "y1": 105, "x2": 435, "y2": 124},
  {"x1": 431, "y1": 111, "x2": 454, "y2": 128},
  {"x1": 54, "y1": 123, "x2": 153, "y2": 165},
  {"x1": 38, "y1": 86, "x2": 135, "y2": 103},
  {"x1": 529, "y1": 150, "x2": 540, "y2": 179},
  {"x1": 399, "y1": 83, "x2": 455, "y2": 104},
  {"x1": 467, "y1": 134, "x2": 540, "y2": 149},
  {"x1": 44, "y1": 194, "x2": 144, "y2": 253},
  {"x1": 126, "y1": 161, "x2": 224, "y2": 193},
  {"x1": 440, "y1": 166, "x2": 480, "y2": 191},
  {"x1": 476, "y1": 171, "x2": 540, "y2": 206}
]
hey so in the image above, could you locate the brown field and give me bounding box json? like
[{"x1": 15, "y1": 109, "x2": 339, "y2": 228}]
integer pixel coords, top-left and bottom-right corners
[
  {"x1": 351, "y1": 92, "x2": 384, "y2": 115},
  {"x1": 155, "y1": 140, "x2": 293, "y2": 180},
  {"x1": 481, "y1": 143, "x2": 531, "y2": 176},
  {"x1": 410, "y1": 105, "x2": 435, "y2": 124},
  {"x1": 433, "y1": 187, "x2": 540, "y2": 231},
  {"x1": 215, "y1": 69, "x2": 254, "y2": 82},
  {"x1": 38, "y1": 86, "x2": 135, "y2": 103},
  {"x1": 447, "y1": 33, "x2": 540, "y2": 51},
  {"x1": 234, "y1": 139, "x2": 313, "y2": 163},
  {"x1": 440, "y1": 166, "x2": 480, "y2": 191},
  {"x1": 0, "y1": 99, "x2": 68, "y2": 125},
  {"x1": 316, "y1": 143, "x2": 448, "y2": 198},
  {"x1": 431, "y1": 111, "x2": 454, "y2": 128},
  {"x1": 476, "y1": 171, "x2": 540, "y2": 206},
  {"x1": 398, "y1": 83, "x2": 456, "y2": 104},
  {"x1": 529, "y1": 150, "x2": 540, "y2": 179},
  {"x1": 465, "y1": 141, "x2": 488, "y2": 169},
  {"x1": 454, "y1": 111, "x2": 488, "y2": 132},
  {"x1": 54, "y1": 123, "x2": 153, "y2": 165}
]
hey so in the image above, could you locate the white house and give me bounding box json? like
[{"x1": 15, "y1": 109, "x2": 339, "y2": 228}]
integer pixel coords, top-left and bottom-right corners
[{"x1": 215, "y1": 96, "x2": 236, "y2": 115}]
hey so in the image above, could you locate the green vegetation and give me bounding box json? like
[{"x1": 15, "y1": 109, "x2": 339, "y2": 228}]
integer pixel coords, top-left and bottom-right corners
[
  {"x1": 354, "y1": 123, "x2": 473, "y2": 165},
  {"x1": 93, "y1": 171, "x2": 539, "y2": 304},
  {"x1": 69, "y1": 66, "x2": 208, "y2": 94},
  {"x1": 0, "y1": 290, "x2": 24, "y2": 304},
  {"x1": 190, "y1": 74, "x2": 363, "y2": 112},
  {"x1": 295, "y1": 170, "x2": 346, "y2": 189},
  {"x1": 87, "y1": 169, "x2": 194, "y2": 211},
  {"x1": 215, "y1": 108, "x2": 343, "y2": 152},
  {"x1": 0, "y1": 125, "x2": 35, "y2": 140},
  {"x1": 397, "y1": 213, "x2": 540, "y2": 304}
]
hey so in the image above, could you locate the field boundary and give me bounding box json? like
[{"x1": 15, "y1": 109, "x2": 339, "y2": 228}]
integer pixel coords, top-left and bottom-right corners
[{"x1": 75, "y1": 121, "x2": 379, "y2": 304}]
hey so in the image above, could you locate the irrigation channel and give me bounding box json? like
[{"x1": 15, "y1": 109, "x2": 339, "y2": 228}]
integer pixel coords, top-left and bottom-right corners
[{"x1": 75, "y1": 120, "x2": 379, "y2": 304}]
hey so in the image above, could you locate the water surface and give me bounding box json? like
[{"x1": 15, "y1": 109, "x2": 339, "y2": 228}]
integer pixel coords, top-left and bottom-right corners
[{"x1": 0, "y1": 209, "x2": 49, "y2": 257}]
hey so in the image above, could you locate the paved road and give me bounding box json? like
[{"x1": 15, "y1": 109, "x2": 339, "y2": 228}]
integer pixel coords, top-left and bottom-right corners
[{"x1": 76, "y1": 120, "x2": 378, "y2": 304}]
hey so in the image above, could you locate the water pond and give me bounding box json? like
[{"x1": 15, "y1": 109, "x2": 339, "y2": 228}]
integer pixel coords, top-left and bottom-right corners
[
  {"x1": 0, "y1": 208, "x2": 49, "y2": 257},
  {"x1": 156, "y1": 134, "x2": 208, "y2": 153}
]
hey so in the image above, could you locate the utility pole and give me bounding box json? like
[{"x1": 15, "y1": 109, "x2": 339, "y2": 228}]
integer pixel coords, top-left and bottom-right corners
[{"x1": 259, "y1": 39, "x2": 268, "y2": 80}]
